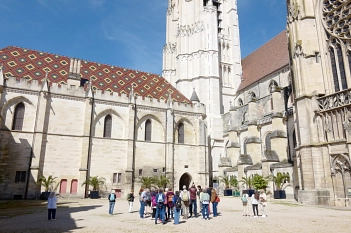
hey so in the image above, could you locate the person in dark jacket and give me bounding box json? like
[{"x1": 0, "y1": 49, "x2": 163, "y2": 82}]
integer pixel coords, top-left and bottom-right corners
[
  {"x1": 172, "y1": 191, "x2": 181, "y2": 224},
  {"x1": 108, "y1": 190, "x2": 116, "y2": 215},
  {"x1": 189, "y1": 183, "x2": 198, "y2": 217},
  {"x1": 127, "y1": 190, "x2": 134, "y2": 213}
]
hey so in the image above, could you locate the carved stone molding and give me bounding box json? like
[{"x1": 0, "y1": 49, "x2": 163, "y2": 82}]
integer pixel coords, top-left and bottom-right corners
[
  {"x1": 287, "y1": 1, "x2": 300, "y2": 23},
  {"x1": 177, "y1": 21, "x2": 205, "y2": 37},
  {"x1": 330, "y1": 154, "x2": 351, "y2": 176},
  {"x1": 322, "y1": 0, "x2": 351, "y2": 41}
]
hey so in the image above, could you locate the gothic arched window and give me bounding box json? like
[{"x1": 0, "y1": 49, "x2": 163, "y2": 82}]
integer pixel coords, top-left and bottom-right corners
[
  {"x1": 145, "y1": 119, "x2": 152, "y2": 141},
  {"x1": 12, "y1": 102, "x2": 25, "y2": 131},
  {"x1": 178, "y1": 123, "x2": 184, "y2": 144},
  {"x1": 322, "y1": 1, "x2": 350, "y2": 92},
  {"x1": 103, "y1": 114, "x2": 112, "y2": 138}
]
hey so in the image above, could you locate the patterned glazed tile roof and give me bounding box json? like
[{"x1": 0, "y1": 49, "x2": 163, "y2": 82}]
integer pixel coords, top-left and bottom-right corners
[
  {"x1": 238, "y1": 31, "x2": 289, "y2": 92},
  {"x1": 0, "y1": 46, "x2": 190, "y2": 103}
]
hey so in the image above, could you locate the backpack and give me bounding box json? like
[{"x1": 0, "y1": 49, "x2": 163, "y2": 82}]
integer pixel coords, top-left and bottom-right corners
[
  {"x1": 156, "y1": 194, "x2": 164, "y2": 208},
  {"x1": 182, "y1": 191, "x2": 189, "y2": 201},
  {"x1": 241, "y1": 194, "x2": 248, "y2": 203},
  {"x1": 151, "y1": 195, "x2": 157, "y2": 206},
  {"x1": 175, "y1": 196, "x2": 182, "y2": 209},
  {"x1": 109, "y1": 194, "x2": 115, "y2": 201},
  {"x1": 168, "y1": 194, "x2": 174, "y2": 203}
]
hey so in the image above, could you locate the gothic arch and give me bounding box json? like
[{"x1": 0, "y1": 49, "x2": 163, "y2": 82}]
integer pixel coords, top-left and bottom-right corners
[
  {"x1": 136, "y1": 114, "x2": 164, "y2": 142},
  {"x1": 93, "y1": 109, "x2": 125, "y2": 138},
  {"x1": 174, "y1": 117, "x2": 196, "y2": 144},
  {"x1": 1, "y1": 96, "x2": 35, "y2": 131},
  {"x1": 179, "y1": 172, "x2": 192, "y2": 191}
]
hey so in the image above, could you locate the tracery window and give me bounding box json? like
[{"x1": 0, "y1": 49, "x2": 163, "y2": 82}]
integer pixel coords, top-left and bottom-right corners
[
  {"x1": 103, "y1": 115, "x2": 112, "y2": 138},
  {"x1": 145, "y1": 119, "x2": 152, "y2": 141},
  {"x1": 12, "y1": 102, "x2": 25, "y2": 131},
  {"x1": 178, "y1": 123, "x2": 184, "y2": 144},
  {"x1": 322, "y1": 0, "x2": 351, "y2": 92}
]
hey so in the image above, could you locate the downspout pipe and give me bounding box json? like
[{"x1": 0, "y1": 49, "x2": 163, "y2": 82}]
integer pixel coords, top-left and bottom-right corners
[
  {"x1": 131, "y1": 101, "x2": 137, "y2": 191},
  {"x1": 85, "y1": 94, "x2": 94, "y2": 198}
]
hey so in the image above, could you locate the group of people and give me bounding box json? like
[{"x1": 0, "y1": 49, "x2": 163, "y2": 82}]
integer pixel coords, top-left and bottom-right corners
[
  {"x1": 241, "y1": 189, "x2": 267, "y2": 217},
  {"x1": 134, "y1": 183, "x2": 220, "y2": 224}
]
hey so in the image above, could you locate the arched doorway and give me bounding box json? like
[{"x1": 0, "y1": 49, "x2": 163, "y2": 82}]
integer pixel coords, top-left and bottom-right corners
[{"x1": 179, "y1": 173, "x2": 192, "y2": 191}]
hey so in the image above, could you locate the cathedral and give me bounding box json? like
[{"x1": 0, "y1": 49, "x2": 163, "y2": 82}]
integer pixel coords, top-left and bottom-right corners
[{"x1": 0, "y1": 0, "x2": 350, "y2": 207}]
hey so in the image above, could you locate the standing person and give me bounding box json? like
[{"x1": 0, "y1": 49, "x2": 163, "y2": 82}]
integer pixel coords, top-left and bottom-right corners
[
  {"x1": 259, "y1": 189, "x2": 267, "y2": 217},
  {"x1": 166, "y1": 188, "x2": 175, "y2": 220},
  {"x1": 241, "y1": 190, "x2": 249, "y2": 217},
  {"x1": 188, "y1": 183, "x2": 197, "y2": 218},
  {"x1": 200, "y1": 188, "x2": 210, "y2": 220},
  {"x1": 210, "y1": 189, "x2": 219, "y2": 217},
  {"x1": 180, "y1": 185, "x2": 190, "y2": 219},
  {"x1": 172, "y1": 191, "x2": 182, "y2": 225},
  {"x1": 139, "y1": 188, "x2": 146, "y2": 219},
  {"x1": 197, "y1": 185, "x2": 202, "y2": 215},
  {"x1": 151, "y1": 191, "x2": 157, "y2": 220},
  {"x1": 127, "y1": 190, "x2": 134, "y2": 213},
  {"x1": 206, "y1": 187, "x2": 212, "y2": 215},
  {"x1": 155, "y1": 188, "x2": 165, "y2": 225},
  {"x1": 108, "y1": 190, "x2": 116, "y2": 215},
  {"x1": 47, "y1": 191, "x2": 58, "y2": 220},
  {"x1": 145, "y1": 189, "x2": 151, "y2": 215},
  {"x1": 251, "y1": 191, "x2": 260, "y2": 218}
]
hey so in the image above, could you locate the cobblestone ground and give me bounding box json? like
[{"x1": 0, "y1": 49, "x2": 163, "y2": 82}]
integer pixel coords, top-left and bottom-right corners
[{"x1": 0, "y1": 196, "x2": 350, "y2": 233}]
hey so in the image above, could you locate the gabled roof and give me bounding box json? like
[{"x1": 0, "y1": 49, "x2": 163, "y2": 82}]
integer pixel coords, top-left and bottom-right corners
[
  {"x1": 238, "y1": 31, "x2": 289, "y2": 92},
  {"x1": 0, "y1": 46, "x2": 190, "y2": 103}
]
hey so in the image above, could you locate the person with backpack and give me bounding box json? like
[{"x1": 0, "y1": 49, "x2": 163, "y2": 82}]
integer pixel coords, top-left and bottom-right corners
[
  {"x1": 127, "y1": 190, "x2": 134, "y2": 213},
  {"x1": 172, "y1": 191, "x2": 182, "y2": 224},
  {"x1": 241, "y1": 190, "x2": 249, "y2": 217},
  {"x1": 166, "y1": 188, "x2": 175, "y2": 220},
  {"x1": 180, "y1": 185, "x2": 190, "y2": 219},
  {"x1": 155, "y1": 188, "x2": 166, "y2": 224},
  {"x1": 188, "y1": 183, "x2": 198, "y2": 218},
  {"x1": 200, "y1": 188, "x2": 210, "y2": 220},
  {"x1": 108, "y1": 190, "x2": 116, "y2": 215},
  {"x1": 151, "y1": 191, "x2": 157, "y2": 220}
]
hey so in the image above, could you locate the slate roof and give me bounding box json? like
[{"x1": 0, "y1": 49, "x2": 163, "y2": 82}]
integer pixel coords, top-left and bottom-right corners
[
  {"x1": 238, "y1": 31, "x2": 289, "y2": 91},
  {"x1": 0, "y1": 46, "x2": 190, "y2": 103}
]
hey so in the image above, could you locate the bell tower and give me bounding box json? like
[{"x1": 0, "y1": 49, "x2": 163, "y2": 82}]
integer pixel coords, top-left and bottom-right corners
[{"x1": 163, "y1": 0, "x2": 242, "y2": 139}]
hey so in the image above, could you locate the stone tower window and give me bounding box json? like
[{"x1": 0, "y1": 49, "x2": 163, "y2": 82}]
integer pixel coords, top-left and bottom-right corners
[
  {"x1": 12, "y1": 102, "x2": 25, "y2": 131},
  {"x1": 103, "y1": 114, "x2": 112, "y2": 138},
  {"x1": 145, "y1": 119, "x2": 152, "y2": 141},
  {"x1": 178, "y1": 123, "x2": 185, "y2": 144}
]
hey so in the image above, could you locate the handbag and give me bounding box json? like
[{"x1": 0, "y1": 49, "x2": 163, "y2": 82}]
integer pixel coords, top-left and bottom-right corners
[{"x1": 215, "y1": 196, "x2": 220, "y2": 202}]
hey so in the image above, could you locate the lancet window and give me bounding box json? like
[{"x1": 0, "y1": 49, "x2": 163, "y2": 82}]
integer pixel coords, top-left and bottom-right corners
[{"x1": 12, "y1": 102, "x2": 25, "y2": 131}]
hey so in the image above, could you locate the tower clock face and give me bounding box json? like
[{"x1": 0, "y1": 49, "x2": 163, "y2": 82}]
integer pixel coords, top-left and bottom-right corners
[{"x1": 322, "y1": 0, "x2": 351, "y2": 40}]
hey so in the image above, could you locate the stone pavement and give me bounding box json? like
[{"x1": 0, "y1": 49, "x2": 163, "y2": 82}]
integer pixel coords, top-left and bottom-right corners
[{"x1": 1, "y1": 196, "x2": 350, "y2": 233}]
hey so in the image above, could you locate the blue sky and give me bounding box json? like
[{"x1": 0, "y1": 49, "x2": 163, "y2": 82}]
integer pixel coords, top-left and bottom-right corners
[{"x1": 0, "y1": 0, "x2": 287, "y2": 75}]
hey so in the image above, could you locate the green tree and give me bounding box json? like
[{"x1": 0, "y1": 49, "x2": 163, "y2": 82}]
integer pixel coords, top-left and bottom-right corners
[
  {"x1": 82, "y1": 176, "x2": 106, "y2": 191},
  {"x1": 252, "y1": 174, "x2": 268, "y2": 190},
  {"x1": 37, "y1": 175, "x2": 57, "y2": 192},
  {"x1": 138, "y1": 176, "x2": 154, "y2": 189},
  {"x1": 219, "y1": 175, "x2": 231, "y2": 189},
  {"x1": 152, "y1": 175, "x2": 170, "y2": 189},
  {"x1": 272, "y1": 172, "x2": 290, "y2": 190},
  {"x1": 239, "y1": 176, "x2": 253, "y2": 189},
  {"x1": 230, "y1": 175, "x2": 239, "y2": 191}
]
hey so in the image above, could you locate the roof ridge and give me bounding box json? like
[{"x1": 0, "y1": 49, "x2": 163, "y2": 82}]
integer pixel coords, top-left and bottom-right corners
[{"x1": 1, "y1": 45, "x2": 162, "y2": 77}]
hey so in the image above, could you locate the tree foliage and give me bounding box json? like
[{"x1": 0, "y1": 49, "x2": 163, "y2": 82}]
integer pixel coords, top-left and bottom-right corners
[
  {"x1": 229, "y1": 175, "x2": 239, "y2": 191},
  {"x1": 239, "y1": 176, "x2": 253, "y2": 189},
  {"x1": 82, "y1": 176, "x2": 106, "y2": 191},
  {"x1": 252, "y1": 174, "x2": 268, "y2": 190},
  {"x1": 271, "y1": 172, "x2": 290, "y2": 190},
  {"x1": 152, "y1": 175, "x2": 170, "y2": 189},
  {"x1": 219, "y1": 175, "x2": 231, "y2": 189},
  {"x1": 37, "y1": 175, "x2": 57, "y2": 192},
  {"x1": 138, "y1": 176, "x2": 154, "y2": 189}
]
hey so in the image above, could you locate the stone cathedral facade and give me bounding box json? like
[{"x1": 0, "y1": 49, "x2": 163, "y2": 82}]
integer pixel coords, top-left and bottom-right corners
[{"x1": 0, "y1": 0, "x2": 350, "y2": 207}]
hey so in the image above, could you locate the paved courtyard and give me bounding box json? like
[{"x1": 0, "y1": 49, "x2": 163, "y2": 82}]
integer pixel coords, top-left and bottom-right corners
[{"x1": 0, "y1": 196, "x2": 350, "y2": 233}]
